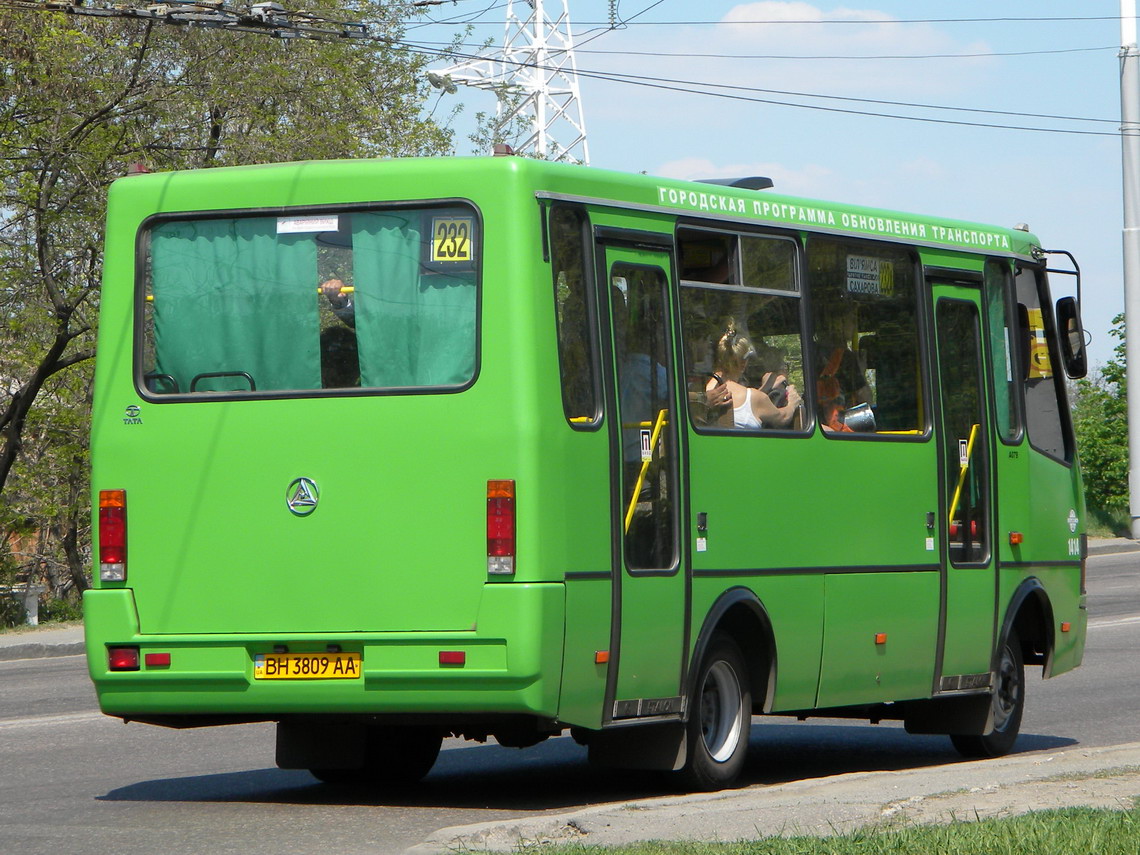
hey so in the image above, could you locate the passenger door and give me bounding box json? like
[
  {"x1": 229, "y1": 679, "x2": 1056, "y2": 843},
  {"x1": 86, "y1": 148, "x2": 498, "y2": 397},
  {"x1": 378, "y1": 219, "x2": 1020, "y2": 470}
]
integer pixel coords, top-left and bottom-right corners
[
  {"x1": 931, "y1": 284, "x2": 997, "y2": 691},
  {"x1": 597, "y1": 231, "x2": 688, "y2": 722}
]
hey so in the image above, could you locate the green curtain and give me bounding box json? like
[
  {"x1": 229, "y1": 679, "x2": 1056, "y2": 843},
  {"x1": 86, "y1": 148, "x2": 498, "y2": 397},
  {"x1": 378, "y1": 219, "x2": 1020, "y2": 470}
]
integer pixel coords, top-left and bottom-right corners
[
  {"x1": 151, "y1": 217, "x2": 320, "y2": 392},
  {"x1": 351, "y1": 212, "x2": 476, "y2": 388}
]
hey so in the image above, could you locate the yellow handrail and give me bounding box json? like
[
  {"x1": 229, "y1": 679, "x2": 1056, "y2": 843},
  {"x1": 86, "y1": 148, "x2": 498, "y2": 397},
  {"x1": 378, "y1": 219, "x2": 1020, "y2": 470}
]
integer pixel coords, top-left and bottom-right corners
[
  {"x1": 624, "y1": 408, "x2": 669, "y2": 534},
  {"x1": 948, "y1": 422, "x2": 981, "y2": 531},
  {"x1": 145, "y1": 285, "x2": 355, "y2": 303}
]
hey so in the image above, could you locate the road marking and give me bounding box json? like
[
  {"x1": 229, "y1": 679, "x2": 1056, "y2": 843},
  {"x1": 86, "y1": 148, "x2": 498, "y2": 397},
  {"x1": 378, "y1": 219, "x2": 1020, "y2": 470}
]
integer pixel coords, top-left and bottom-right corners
[
  {"x1": 0, "y1": 711, "x2": 107, "y2": 731},
  {"x1": 1088, "y1": 615, "x2": 1140, "y2": 630}
]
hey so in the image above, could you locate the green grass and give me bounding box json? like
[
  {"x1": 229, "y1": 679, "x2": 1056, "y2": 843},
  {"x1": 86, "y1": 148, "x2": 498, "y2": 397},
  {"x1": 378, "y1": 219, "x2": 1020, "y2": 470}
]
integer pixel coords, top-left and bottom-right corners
[
  {"x1": 1085, "y1": 507, "x2": 1130, "y2": 538},
  {"x1": 522, "y1": 805, "x2": 1140, "y2": 854}
]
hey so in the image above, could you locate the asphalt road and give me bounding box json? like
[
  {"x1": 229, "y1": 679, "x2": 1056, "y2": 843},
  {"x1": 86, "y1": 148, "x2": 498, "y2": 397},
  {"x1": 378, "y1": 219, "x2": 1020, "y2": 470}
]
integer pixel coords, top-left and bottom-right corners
[{"x1": 1, "y1": 550, "x2": 1136, "y2": 855}]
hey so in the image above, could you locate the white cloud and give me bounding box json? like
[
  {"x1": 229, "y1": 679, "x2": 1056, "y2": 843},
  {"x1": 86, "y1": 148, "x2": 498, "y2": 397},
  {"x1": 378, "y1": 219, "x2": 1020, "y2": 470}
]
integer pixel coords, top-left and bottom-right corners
[{"x1": 655, "y1": 156, "x2": 838, "y2": 198}]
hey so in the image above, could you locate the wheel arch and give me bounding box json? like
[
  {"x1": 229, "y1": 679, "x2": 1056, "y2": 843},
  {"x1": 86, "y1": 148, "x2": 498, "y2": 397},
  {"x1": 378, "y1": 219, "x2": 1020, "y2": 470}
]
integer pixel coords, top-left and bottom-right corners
[
  {"x1": 1000, "y1": 577, "x2": 1056, "y2": 677},
  {"x1": 690, "y1": 586, "x2": 777, "y2": 715}
]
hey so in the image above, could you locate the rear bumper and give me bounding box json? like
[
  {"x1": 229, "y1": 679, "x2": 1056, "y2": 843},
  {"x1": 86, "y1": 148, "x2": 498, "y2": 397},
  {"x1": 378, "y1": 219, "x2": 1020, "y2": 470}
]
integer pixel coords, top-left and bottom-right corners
[{"x1": 83, "y1": 583, "x2": 565, "y2": 720}]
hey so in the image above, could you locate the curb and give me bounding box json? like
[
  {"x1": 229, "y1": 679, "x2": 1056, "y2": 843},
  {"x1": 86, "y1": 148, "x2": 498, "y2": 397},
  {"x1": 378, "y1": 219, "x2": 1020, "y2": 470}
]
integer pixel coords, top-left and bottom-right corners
[
  {"x1": 406, "y1": 743, "x2": 1140, "y2": 854},
  {"x1": 0, "y1": 641, "x2": 86, "y2": 662},
  {"x1": 1088, "y1": 540, "x2": 1140, "y2": 556}
]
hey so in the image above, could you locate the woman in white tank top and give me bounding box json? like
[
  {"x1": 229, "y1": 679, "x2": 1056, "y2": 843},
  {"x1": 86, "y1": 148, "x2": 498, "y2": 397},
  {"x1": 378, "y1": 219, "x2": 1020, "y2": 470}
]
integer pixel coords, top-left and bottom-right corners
[{"x1": 705, "y1": 320, "x2": 802, "y2": 429}]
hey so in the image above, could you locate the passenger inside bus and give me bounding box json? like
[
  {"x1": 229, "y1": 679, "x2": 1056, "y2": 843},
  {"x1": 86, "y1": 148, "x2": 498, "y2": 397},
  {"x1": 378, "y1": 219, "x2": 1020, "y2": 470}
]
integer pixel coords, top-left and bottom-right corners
[
  {"x1": 319, "y1": 325, "x2": 360, "y2": 388},
  {"x1": 320, "y1": 277, "x2": 355, "y2": 327},
  {"x1": 815, "y1": 307, "x2": 871, "y2": 432},
  {"x1": 705, "y1": 320, "x2": 801, "y2": 429}
]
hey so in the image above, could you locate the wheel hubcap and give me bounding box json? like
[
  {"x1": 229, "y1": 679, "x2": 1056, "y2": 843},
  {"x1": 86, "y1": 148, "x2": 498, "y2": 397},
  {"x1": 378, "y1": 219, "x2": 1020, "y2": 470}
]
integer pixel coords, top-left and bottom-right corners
[
  {"x1": 699, "y1": 660, "x2": 743, "y2": 762},
  {"x1": 992, "y1": 644, "x2": 1021, "y2": 732}
]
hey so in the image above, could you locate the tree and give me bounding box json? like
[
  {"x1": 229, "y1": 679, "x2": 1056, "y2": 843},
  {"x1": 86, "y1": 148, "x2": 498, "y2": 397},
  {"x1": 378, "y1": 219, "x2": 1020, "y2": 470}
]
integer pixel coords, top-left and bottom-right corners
[
  {"x1": 1071, "y1": 313, "x2": 1128, "y2": 529},
  {"x1": 0, "y1": 4, "x2": 452, "y2": 606}
]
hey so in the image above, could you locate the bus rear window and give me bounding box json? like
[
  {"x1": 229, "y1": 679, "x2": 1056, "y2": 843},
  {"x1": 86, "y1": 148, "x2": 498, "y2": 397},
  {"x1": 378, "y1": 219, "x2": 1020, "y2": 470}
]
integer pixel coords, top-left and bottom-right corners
[{"x1": 140, "y1": 206, "x2": 478, "y2": 397}]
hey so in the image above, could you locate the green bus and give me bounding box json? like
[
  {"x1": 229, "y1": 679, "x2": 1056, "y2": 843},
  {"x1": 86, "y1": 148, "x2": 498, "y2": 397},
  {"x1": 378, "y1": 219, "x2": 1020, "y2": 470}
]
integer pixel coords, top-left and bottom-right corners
[{"x1": 85, "y1": 155, "x2": 1089, "y2": 790}]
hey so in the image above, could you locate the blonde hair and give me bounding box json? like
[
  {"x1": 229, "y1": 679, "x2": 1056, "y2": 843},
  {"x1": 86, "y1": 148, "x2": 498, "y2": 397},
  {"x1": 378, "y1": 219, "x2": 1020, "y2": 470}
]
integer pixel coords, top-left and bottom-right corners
[{"x1": 713, "y1": 319, "x2": 755, "y2": 375}]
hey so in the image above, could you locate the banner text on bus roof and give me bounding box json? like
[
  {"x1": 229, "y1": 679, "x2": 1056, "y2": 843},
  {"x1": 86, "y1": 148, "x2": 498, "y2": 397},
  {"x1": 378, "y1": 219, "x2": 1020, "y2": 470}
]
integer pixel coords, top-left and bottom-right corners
[{"x1": 656, "y1": 185, "x2": 1012, "y2": 251}]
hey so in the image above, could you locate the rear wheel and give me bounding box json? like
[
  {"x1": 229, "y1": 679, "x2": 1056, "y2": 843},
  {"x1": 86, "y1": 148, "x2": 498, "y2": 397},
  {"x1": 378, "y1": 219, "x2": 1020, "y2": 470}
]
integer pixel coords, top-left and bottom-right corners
[
  {"x1": 951, "y1": 630, "x2": 1024, "y2": 758},
  {"x1": 311, "y1": 726, "x2": 442, "y2": 785},
  {"x1": 678, "y1": 634, "x2": 751, "y2": 790}
]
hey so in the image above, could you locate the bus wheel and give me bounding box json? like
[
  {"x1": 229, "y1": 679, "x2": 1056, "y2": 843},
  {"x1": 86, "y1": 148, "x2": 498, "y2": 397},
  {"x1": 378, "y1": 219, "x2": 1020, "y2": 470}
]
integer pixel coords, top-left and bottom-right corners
[
  {"x1": 680, "y1": 634, "x2": 751, "y2": 790},
  {"x1": 951, "y1": 631, "x2": 1024, "y2": 758},
  {"x1": 311, "y1": 726, "x2": 442, "y2": 785}
]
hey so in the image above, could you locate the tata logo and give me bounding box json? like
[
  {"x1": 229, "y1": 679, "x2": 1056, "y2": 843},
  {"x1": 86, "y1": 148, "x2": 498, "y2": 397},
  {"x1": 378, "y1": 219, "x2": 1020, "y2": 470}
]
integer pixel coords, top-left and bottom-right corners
[
  {"x1": 286, "y1": 478, "x2": 320, "y2": 517},
  {"x1": 123, "y1": 405, "x2": 143, "y2": 425}
]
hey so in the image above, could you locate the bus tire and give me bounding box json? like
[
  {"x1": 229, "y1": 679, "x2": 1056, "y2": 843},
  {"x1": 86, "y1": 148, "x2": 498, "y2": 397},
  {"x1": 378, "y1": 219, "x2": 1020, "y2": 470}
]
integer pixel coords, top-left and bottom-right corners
[
  {"x1": 311, "y1": 726, "x2": 442, "y2": 785},
  {"x1": 679, "y1": 634, "x2": 751, "y2": 790},
  {"x1": 951, "y1": 630, "x2": 1024, "y2": 758}
]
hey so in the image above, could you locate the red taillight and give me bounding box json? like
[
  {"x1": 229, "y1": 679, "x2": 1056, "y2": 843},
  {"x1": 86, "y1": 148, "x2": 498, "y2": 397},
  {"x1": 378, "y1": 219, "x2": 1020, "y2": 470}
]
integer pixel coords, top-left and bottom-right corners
[
  {"x1": 108, "y1": 646, "x2": 139, "y2": 671},
  {"x1": 99, "y1": 490, "x2": 127, "y2": 582},
  {"x1": 487, "y1": 479, "x2": 515, "y2": 575}
]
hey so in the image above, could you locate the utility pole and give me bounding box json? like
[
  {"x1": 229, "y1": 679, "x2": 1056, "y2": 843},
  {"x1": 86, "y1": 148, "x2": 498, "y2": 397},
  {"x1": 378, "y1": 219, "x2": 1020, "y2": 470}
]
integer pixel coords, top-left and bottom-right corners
[
  {"x1": 1121, "y1": 0, "x2": 1140, "y2": 537},
  {"x1": 427, "y1": 0, "x2": 590, "y2": 164}
]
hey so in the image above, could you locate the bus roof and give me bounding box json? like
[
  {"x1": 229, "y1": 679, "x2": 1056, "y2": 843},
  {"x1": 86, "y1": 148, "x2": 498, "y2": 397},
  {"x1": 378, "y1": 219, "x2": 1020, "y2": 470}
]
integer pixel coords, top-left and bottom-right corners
[{"x1": 110, "y1": 156, "x2": 1043, "y2": 262}]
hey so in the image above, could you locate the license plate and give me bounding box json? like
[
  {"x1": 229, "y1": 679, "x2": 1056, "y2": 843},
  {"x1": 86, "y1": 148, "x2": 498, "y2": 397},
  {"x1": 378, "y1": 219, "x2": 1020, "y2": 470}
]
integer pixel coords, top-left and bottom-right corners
[{"x1": 253, "y1": 652, "x2": 361, "y2": 680}]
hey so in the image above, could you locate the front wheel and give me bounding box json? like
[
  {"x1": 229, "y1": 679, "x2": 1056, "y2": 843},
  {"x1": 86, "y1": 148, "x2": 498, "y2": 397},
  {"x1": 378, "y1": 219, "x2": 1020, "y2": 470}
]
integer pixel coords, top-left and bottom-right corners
[
  {"x1": 678, "y1": 634, "x2": 751, "y2": 790},
  {"x1": 951, "y1": 630, "x2": 1024, "y2": 758}
]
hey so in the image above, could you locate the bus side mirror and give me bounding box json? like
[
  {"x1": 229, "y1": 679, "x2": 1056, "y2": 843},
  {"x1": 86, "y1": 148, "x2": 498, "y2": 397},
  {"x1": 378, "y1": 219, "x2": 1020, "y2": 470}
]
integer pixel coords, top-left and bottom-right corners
[{"x1": 1055, "y1": 296, "x2": 1087, "y2": 379}]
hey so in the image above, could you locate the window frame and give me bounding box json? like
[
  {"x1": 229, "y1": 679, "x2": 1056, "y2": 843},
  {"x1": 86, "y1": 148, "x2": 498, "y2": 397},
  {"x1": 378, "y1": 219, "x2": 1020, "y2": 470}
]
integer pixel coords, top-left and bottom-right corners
[
  {"x1": 547, "y1": 202, "x2": 604, "y2": 430},
  {"x1": 133, "y1": 199, "x2": 483, "y2": 404},
  {"x1": 675, "y1": 222, "x2": 811, "y2": 437},
  {"x1": 1013, "y1": 262, "x2": 1076, "y2": 466},
  {"x1": 982, "y1": 257, "x2": 1026, "y2": 447},
  {"x1": 805, "y1": 235, "x2": 932, "y2": 442}
]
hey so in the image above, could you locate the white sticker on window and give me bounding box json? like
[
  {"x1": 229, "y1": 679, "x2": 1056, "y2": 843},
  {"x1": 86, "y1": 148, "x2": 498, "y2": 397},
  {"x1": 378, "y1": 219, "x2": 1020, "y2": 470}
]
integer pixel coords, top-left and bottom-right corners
[
  {"x1": 277, "y1": 216, "x2": 339, "y2": 234},
  {"x1": 846, "y1": 255, "x2": 894, "y2": 296}
]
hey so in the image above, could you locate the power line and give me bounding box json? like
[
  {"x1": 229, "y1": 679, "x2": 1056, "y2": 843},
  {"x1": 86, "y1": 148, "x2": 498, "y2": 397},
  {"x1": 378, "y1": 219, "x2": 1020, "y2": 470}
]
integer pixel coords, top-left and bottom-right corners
[
  {"x1": 408, "y1": 41, "x2": 1121, "y2": 137},
  {"x1": 434, "y1": 16, "x2": 1133, "y2": 27},
  {"x1": 5, "y1": 0, "x2": 1123, "y2": 138},
  {"x1": 0, "y1": 0, "x2": 373, "y2": 41},
  {"x1": 569, "y1": 45, "x2": 1119, "y2": 62},
  {"x1": 407, "y1": 38, "x2": 1119, "y2": 64},
  {"x1": 403, "y1": 39, "x2": 1120, "y2": 129}
]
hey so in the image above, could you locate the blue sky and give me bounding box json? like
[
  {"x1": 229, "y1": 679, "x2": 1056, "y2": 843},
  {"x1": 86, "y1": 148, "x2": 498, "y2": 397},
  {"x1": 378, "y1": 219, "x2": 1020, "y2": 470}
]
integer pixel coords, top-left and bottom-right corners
[{"x1": 414, "y1": 1, "x2": 1126, "y2": 370}]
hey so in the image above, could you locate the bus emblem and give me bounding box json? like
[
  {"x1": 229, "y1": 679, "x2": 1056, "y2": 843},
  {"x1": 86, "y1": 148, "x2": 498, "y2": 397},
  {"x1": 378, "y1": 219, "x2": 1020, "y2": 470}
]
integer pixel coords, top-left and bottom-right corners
[{"x1": 286, "y1": 478, "x2": 320, "y2": 516}]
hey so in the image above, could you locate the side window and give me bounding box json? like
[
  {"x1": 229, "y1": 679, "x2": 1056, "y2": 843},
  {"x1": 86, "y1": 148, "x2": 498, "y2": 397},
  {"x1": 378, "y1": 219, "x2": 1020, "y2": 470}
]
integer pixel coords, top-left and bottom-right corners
[
  {"x1": 678, "y1": 228, "x2": 806, "y2": 432},
  {"x1": 549, "y1": 206, "x2": 599, "y2": 425},
  {"x1": 1016, "y1": 266, "x2": 1071, "y2": 462},
  {"x1": 984, "y1": 259, "x2": 1021, "y2": 443},
  {"x1": 806, "y1": 238, "x2": 924, "y2": 435}
]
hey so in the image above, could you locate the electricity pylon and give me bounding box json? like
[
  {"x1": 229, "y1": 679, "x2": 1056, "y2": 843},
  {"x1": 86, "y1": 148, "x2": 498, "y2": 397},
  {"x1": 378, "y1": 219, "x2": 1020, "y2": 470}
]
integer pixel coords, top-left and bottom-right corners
[{"x1": 428, "y1": 0, "x2": 590, "y2": 165}]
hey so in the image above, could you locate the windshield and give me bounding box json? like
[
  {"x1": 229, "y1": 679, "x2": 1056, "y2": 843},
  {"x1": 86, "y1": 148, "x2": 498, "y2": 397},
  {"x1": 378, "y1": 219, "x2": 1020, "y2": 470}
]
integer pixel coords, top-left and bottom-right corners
[{"x1": 140, "y1": 205, "x2": 478, "y2": 397}]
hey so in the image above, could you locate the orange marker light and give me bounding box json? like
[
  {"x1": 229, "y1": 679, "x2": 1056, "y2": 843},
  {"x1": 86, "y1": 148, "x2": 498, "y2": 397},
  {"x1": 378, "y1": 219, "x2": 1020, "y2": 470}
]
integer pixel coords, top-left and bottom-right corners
[
  {"x1": 594, "y1": 650, "x2": 610, "y2": 664},
  {"x1": 1061, "y1": 622, "x2": 1072, "y2": 633},
  {"x1": 1009, "y1": 531, "x2": 1024, "y2": 546},
  {"x1": 874, "y1": 633, "x2": 888, "y2": 645}
]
